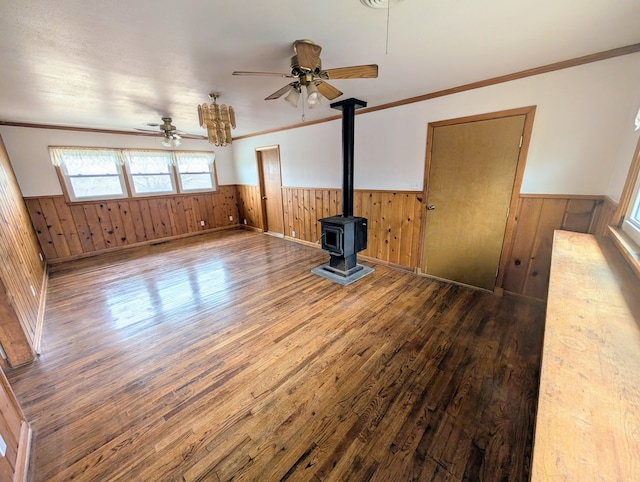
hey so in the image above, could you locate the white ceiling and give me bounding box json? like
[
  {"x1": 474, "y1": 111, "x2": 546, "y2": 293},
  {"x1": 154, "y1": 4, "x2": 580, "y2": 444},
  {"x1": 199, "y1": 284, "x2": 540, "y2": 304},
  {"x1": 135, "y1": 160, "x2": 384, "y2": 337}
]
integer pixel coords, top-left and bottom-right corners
[{"x1": 0, "y1": 0, "x2": 638, "y2": 138}]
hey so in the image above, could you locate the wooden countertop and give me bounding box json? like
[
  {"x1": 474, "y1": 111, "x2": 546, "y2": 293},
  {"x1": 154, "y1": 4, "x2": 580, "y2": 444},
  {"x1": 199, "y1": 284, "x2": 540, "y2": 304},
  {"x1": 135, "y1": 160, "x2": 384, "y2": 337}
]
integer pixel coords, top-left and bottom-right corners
[{"x1": 531, "y1": 230, "x2": 640, "y2": 480}]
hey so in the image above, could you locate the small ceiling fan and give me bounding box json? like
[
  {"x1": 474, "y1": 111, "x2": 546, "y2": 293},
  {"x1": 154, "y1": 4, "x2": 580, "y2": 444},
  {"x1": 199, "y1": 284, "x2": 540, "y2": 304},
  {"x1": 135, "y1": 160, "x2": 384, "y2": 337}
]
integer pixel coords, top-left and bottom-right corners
[
  {"x1": 135, "y1": 117, "x2": 201, "y2": 147},
  {"x1": 233, "y1": 40, "x2": 378, "y2": 108}
]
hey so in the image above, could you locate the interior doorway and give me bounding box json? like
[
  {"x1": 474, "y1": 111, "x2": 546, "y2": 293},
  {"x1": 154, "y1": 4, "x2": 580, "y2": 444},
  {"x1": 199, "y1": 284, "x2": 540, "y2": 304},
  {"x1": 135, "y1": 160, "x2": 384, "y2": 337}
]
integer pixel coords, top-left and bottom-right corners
[
  {"x1": 420, "y1": 107, "x2": 535, "y2": 291},
  {"x1": 256, "y1": 146, "x2": 285, "y2": 236}
]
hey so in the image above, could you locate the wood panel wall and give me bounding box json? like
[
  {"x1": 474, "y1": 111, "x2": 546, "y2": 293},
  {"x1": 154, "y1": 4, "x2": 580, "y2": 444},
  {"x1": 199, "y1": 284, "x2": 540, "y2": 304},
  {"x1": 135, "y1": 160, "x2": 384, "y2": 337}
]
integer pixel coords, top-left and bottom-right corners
[
  {"x1": 278, "y1": 188, "x2": 424, "y2": 269},
  {"x1": 501, "y1": 195, "x2": 618, "y2": 299},
  {"x1": 0, "y1": 135, "x2": 42, "y2": 366},
  {"x1": 236, "y1": 187, "x2": 618, "y2": 300},
  {"x1": 25, "y1": 187, "x2": 239, "y2": 261},
  {"x1": 0, "y1": 369, "x2": 30, "y2": 481},
  {"x1": 591, "y1": 195, "x2": 618, "y2": 236},
  {"x1": 236, "y1": 184, "x2": 262, "y2": 229}
]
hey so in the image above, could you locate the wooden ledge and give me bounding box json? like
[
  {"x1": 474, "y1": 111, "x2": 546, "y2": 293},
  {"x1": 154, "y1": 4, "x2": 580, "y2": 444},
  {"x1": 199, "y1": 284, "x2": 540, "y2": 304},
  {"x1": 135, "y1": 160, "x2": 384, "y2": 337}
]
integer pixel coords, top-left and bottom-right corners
[{"x1": 531, "y1": 230, "x2": 640, "y2": 480}]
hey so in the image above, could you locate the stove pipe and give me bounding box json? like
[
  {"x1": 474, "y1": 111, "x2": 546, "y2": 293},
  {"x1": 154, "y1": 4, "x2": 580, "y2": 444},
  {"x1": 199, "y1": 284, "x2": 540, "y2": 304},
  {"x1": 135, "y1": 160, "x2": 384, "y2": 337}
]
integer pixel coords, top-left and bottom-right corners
[{"x1": 330, "y1": 98, "x2": 367, "y2": 216}]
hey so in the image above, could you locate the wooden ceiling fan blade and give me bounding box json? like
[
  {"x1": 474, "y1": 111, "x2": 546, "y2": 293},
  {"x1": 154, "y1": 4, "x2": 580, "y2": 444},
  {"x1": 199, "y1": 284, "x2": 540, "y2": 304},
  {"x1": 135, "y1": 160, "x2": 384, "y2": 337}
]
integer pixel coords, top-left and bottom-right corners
[
  {"x1": 175, "y1": 130, "x2": 204, "y2": 138},
  {"x1": 233, "y1": 71, "x2": 293, "y2": 78},
  {"x1": 265, "y1": 83, "x2": 296, "y2": 100},
  {"x1": 316, "y1": 81, "x2": 343, "y2": 101},
  {"x1": 134, "y1": 128, "x2": 161, "y2": 134},
  {"x1": 294, "y1": 40, "x2": 322, "y2": 71},
  {"x1": 322, "y1": 64, "x2": 379, "y2": 79}
]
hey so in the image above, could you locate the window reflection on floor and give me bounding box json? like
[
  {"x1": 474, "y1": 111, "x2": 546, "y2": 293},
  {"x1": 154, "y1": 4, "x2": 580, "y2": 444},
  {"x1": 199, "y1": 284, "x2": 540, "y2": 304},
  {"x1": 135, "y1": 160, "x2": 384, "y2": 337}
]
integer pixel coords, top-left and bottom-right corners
[{"x1": 105, "y1": 263, "x2": 229, "y2": 329}]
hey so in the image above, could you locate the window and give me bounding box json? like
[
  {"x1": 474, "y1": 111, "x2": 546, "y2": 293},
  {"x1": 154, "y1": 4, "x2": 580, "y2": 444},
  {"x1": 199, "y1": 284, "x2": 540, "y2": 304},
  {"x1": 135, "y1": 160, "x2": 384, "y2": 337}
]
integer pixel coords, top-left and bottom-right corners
[
  {"x1": 123, "y1": 151, "x2": 176, "y2": 196},
  {"x1": 50, "y1": 147, "x2": 217, "y2": 202},
  {"x1": 621, "y1": 168, "x2": 640, "y2": 246},
  {"x1": 50, "y1": 148, "x2": 127, "y2": 201},
  {"x1": 175, "y1": 152, "x2": 217, "y2": 192},
  {"x1": 611, "y1": 133, "x2": 640, "y2": 278}
]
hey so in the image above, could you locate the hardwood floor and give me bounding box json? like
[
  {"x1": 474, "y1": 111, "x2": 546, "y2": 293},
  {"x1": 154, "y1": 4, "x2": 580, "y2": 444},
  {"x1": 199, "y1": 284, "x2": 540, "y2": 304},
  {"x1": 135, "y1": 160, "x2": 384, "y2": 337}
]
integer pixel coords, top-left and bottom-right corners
[{"x1": 6, "y1": 229, "x2": 545, "y2": 481}]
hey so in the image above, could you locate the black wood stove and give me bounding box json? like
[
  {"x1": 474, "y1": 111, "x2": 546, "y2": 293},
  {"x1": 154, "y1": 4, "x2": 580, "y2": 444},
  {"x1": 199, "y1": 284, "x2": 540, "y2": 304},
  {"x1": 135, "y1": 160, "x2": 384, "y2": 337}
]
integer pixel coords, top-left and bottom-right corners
[{"x1": 317, "y1": 98, "x2": 371, "y2": 280}]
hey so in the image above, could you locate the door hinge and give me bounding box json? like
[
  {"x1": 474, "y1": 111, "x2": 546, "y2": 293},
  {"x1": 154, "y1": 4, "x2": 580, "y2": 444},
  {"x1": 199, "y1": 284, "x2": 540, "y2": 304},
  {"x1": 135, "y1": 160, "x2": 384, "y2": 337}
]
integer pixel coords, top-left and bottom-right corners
[{"x1": 519, "y1": 135, "x2": 523, "y2": 148}]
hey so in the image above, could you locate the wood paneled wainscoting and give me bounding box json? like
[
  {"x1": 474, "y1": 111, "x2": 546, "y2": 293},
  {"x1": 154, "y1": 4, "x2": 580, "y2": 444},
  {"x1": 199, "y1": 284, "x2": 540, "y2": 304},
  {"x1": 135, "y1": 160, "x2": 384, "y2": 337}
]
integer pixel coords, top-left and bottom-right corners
[
  {"x1": 0, "y1": 134, "x2": 43, "y2": 366},
  {"x1": 279, "y1": 188, "x2": 424, "y2": 268},
  {"x1": 24, "y1": 186, "x2": 239, "y2": 262},
  {"x1": 236, "y1": 184, "x2": 263, "y2": 229},
  {"x1": 500, "y1": 195, "x2": 618, "y2": 300},
  {"x1": 236, "y1": 187, "x2": 618, "y2": 300}
]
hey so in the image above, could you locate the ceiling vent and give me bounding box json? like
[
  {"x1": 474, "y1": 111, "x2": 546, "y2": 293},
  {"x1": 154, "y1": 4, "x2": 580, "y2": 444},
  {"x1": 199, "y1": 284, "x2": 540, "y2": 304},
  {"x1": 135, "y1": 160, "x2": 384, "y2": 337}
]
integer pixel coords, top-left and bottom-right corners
[{"x1": 360, "y1": 0, "x2": 403, "y2": 8}]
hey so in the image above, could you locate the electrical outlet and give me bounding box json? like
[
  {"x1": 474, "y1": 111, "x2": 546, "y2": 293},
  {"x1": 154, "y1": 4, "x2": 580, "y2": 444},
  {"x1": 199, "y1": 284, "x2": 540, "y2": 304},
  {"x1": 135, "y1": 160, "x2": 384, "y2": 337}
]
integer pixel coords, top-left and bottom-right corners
[
  {"x1": 229, "y1": 215, "x2": 233, "y2": 221},
  {"x1": 292, "y1": 230, "x2": 296, "y2": 238},
  {"x1": 200, "y1": 220, "x2": 205, "y2": 226}
]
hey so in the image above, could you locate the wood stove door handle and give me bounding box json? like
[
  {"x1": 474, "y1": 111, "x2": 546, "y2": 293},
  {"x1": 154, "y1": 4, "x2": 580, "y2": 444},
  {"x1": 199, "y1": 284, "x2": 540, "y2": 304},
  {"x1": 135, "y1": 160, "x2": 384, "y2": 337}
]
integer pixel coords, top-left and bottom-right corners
[
  {"x1": 427, "y1": 204, "x2": 436, "y2": 211},
  {"x1": 262, "y1": 196, "x2": 267, "y2": 200}
]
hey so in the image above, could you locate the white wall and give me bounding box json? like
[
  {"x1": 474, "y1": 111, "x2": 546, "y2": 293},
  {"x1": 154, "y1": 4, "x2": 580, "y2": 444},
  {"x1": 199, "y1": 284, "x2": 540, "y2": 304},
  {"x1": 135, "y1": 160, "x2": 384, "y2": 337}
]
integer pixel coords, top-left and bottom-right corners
[
  {"x1": 606, "y1": 103, "x2": 640, "y2": 203},
  {"x1": 3, "y1": 52, "x2": 639, "y2": 199},
  {"x1": 0, "y1": 126, "x2": 236, "y2": 197},
  {"x1": 232, "y1": 52, "x2": 640, "y2": 197}
]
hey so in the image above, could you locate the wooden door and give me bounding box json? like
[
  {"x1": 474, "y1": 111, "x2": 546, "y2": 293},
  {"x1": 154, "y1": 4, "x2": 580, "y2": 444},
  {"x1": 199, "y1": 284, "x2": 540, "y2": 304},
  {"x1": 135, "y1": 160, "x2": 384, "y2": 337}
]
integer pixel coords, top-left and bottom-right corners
[
  {"x1": 421, "y1": 114, "x2": 526, "y2": 290},
  {"x1": 257, "y1": 146, "x2": 284, "y2": 235}
]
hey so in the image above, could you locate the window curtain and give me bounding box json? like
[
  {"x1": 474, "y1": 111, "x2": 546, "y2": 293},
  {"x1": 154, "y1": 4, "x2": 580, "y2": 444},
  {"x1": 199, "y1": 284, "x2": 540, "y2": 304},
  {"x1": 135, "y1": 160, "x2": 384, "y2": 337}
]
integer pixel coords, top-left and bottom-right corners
[
  {"x1": 122, "y1": 149, "x2": 175, "y2": 168},
  {"x1": 49, "y1": 147, "x2": 124, "y2": 167},
  {"x1": 173, "y1": 152, "x2": 215, "y2": 167}
]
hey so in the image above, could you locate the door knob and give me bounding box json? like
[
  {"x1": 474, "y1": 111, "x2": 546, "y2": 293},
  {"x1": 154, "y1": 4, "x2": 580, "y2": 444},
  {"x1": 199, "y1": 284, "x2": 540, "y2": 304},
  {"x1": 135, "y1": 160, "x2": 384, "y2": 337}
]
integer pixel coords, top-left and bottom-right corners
[
  {"x1": 262, "y1": 196, "x2": 267, "y2": 200},
  {"x1": 427, "y1": 204, "x2": 436, "y2": 210}
]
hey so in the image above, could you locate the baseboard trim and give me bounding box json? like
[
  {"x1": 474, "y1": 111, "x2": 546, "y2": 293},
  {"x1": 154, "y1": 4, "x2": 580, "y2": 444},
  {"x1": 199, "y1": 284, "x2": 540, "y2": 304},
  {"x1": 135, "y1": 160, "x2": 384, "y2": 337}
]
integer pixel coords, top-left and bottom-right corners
[
  {"x1": 33, "y1": 263, "x2": 49, "y2": 355},
  {"x1": 240, "y1": 225, "x2": 264, "y2": 233},
  {"x1": 47, "y1": 225, "x2": 242, "y2": 264}
]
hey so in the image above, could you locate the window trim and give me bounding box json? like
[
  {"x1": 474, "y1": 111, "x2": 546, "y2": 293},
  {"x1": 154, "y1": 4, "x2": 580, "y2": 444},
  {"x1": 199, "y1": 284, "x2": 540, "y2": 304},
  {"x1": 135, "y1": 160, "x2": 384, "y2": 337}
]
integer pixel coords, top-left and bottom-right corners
[
  {"x1": 122, "y1": 150, "x2": 178, "y2": 198},
  {"x1": 51, "y1": 147, "x2": 218, "y2": 203},
  {"x1": 610, "y1": 133, "x2": 640, "y2": 278},
  {"x1": 174, "y1": 152, "x2": 219, "y2": 194},
  {"x1": 51, "y1": 147, "x2": 129, "y2": 202}
]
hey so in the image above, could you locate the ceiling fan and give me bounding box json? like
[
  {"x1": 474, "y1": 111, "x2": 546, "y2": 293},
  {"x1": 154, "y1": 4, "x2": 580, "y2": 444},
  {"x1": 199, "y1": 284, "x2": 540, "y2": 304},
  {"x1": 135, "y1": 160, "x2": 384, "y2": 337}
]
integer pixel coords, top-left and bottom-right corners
[
  {"x1": 233, "y1": 40, "x2": 378, "y2": 108},
  {"x1": 135, "y1": 117, "x2": 201, "y2": 147}
]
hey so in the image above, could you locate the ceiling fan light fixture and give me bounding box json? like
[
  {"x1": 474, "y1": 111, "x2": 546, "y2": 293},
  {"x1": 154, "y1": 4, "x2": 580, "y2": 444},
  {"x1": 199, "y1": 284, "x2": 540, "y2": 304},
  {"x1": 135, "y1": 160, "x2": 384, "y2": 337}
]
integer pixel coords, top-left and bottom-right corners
[
  {"x1": 284, "y1": 85, "x2": 301, "y2": 108},
  {"x1": 306, "y1": 82, "x2": 322, "y2": 107},
  {"x1": 198, "y1": 93, "x2": 236, "y2": 147},
  {"x1": 162, "y1": 135, "x2": 181, "y2": 148}
]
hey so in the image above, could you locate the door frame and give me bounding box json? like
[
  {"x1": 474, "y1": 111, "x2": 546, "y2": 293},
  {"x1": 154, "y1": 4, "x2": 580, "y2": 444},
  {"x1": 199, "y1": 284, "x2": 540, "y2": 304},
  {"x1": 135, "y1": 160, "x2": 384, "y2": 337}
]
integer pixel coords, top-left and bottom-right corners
[
  {"x1": 419, "y1": 106, "x2": 537, "y2": 293},
  {"x1": 255, "y1": 145, "x2": 285, "y2": 236}
]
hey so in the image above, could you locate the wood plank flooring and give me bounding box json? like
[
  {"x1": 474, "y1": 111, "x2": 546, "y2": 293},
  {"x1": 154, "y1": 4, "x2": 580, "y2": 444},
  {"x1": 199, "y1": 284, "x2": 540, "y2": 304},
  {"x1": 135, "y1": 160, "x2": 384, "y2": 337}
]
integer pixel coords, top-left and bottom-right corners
[{"x1": 6, "y1": 229, "x2": 545, "y2": 481}]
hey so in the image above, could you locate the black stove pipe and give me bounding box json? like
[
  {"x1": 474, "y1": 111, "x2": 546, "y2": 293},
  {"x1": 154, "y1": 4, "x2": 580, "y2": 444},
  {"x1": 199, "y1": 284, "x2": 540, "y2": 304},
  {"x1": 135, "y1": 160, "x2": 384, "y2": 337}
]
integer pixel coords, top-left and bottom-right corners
[{"x1": 331, "y1": 98, "x2": 367, "y2": 217}]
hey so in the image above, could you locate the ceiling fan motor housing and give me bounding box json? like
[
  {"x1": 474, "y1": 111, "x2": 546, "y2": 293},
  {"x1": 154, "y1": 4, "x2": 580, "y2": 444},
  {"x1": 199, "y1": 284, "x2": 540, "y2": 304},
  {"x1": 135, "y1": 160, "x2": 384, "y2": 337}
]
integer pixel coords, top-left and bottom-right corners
[
  {"x1": 161, "y1": 117, "x2": 177, "y2": 132},
  {"x1": 290, "y1": 55, "x2": 322, "y2": 78}
]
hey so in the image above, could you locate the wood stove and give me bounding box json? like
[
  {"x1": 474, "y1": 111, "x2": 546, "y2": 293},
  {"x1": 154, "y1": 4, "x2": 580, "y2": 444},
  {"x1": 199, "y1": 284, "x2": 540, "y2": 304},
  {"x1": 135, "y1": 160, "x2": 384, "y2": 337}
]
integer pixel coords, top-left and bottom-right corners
[
  {"x1": 320, "y1": 215, "x2": 367, "y2": 275},
  {"x1": 317, "y1": 98, "x2": 370, "y2": 280}
]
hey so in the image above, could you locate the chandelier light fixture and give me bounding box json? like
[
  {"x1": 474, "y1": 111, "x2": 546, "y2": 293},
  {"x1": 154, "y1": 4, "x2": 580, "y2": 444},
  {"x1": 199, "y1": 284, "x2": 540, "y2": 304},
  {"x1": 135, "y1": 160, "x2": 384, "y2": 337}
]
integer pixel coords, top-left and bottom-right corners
[{"x1": 197, "y1": 93, "x2": 236, "y2": 146}]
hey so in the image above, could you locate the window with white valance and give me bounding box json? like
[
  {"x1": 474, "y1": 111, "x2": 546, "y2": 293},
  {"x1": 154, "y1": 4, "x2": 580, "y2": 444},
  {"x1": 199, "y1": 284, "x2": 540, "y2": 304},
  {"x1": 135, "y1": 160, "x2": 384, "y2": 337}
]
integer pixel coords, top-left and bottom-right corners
[
  {"x1": 49, "y1": 147, "x2": 217, "y2": 202},
  {"x1": 122, "y1": 150, "x2": 176, "y2": 196}
]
